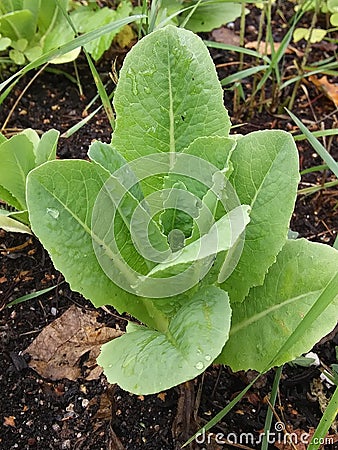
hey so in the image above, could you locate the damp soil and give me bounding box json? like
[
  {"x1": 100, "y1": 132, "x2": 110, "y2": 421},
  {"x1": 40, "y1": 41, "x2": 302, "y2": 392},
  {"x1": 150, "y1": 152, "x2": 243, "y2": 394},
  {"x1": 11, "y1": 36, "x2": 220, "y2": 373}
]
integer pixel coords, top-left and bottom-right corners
[{"x1": 0, "y1": 3, "x2": 338, "y2": 450}]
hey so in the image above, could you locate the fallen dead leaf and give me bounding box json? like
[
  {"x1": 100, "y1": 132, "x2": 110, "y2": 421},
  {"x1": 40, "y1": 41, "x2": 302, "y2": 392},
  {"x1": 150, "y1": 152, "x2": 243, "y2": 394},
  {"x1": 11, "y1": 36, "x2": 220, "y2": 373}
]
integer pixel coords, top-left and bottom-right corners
[
  {"x1": 309, "y1": 75, "x2": 338, "y2": 108},
  {"x1": 24, "y1": 304, "x2": 123, "y2": 381},
  {"x1": 0, "y1": 276, "x2": 7, "y2": 283},
  {"x1": 4, "y1": 416, "x2": 16, "y2": 427},
  {"x1": 245, "y1": 41, "x2": 304, "y2": 57},
  {"x1": 211, "y1": 27, "x2": 240, "y2": 46},
  {"x1": 157, "y1": 392, "x2": 167, "y2": 402}
]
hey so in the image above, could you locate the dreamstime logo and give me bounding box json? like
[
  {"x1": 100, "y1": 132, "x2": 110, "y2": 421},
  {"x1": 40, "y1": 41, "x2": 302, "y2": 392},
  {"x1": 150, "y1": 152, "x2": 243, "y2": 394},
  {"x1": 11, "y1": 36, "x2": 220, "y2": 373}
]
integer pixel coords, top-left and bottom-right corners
[
  {"x1": 91, "y1": 152, "x2": 248, "y2": 298},
  {"x1": 195, "y1": 423, "x2": 335, "y2": 448}
]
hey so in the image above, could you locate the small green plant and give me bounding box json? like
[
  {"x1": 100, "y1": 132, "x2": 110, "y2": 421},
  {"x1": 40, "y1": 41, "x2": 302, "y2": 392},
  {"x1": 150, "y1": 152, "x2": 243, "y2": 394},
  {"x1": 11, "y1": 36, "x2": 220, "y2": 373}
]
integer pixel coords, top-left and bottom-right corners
[
  {"x1": 25, "y1": 26, "x2": 338, "y2": 395},
  {"x1": 152, "y1": 0, "x2": 244, "y2": 32},
  {"x1": 0, "y1": 128, "x2": 59, "y2": 234},
  {"x1": 0, "y1": 0, "x2": 133, "y2": 66}
]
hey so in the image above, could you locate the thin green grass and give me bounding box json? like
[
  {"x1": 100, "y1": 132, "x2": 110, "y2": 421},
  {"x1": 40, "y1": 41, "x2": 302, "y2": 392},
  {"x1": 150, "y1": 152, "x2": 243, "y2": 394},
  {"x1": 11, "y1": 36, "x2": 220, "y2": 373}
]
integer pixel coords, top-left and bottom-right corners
[
  {"x1": 61, "y1": 105, "x2": 102, "y2": 138},
  {"x1": 7, "y1": 282, "x2": 63, "y2": 308},
  {"x1": 221, "y1": 65, "x2": 270, "y2": 86},
  {"x1": 287, "y1": 109, "x2": 338, "y2": 179},
  {"x1": 297, "y1": 180, "x2": 338, "y2": 195},
  {"x1": 294, "y1": 129, "x2": 338, "y2": 141},
  {"x1": 55, "y1": 0, "x2": 115, "y2": 129},
  {"x1": 261, "y1": 366, "x2": 283, "y2": 450},
  {"x1": 182, "y1": 371, "x2": 262, "y2": 447},
  {"x1": 308, "y1": 385, "x2": 338, "y2": 450}
]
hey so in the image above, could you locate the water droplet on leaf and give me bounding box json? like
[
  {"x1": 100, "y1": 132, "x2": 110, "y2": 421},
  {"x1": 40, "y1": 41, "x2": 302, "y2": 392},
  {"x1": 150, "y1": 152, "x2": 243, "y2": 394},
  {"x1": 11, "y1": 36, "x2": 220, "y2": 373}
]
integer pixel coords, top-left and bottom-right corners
[
  {"x1": 195, "y1": 361, "x2": 204, "y2": 370},
  {"x1": 46, "y1": 208, "x2": 59, "y2": 219},
  {"x1": 205, "y1": 355, "x2": 212, "y2": 362}
]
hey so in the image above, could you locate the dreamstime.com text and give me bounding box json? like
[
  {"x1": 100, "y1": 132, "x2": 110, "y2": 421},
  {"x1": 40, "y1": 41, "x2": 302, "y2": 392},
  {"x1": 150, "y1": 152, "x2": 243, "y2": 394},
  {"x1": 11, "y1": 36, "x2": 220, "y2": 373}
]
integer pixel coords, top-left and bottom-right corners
[{"x1": 195, "y1": 423, "x2": 335, "y2": 448}]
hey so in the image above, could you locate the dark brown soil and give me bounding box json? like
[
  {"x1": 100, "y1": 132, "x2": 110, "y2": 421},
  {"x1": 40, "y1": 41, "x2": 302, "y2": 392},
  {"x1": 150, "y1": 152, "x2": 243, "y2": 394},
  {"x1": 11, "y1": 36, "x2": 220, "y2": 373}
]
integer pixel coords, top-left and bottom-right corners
[{"x1": 0, "y1": 3, "x2": 338, "y2": 450}]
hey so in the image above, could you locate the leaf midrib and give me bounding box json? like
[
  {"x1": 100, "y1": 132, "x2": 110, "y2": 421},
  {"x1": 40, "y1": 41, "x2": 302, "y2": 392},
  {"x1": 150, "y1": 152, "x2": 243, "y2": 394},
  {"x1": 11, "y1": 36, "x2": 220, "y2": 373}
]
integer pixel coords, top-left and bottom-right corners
[
  {"x1": 229, "y1": 290, "x2": 322, "y2": 335},
  {"x1": 37, "y1": 177, "x2": 139, "y2": 286}
]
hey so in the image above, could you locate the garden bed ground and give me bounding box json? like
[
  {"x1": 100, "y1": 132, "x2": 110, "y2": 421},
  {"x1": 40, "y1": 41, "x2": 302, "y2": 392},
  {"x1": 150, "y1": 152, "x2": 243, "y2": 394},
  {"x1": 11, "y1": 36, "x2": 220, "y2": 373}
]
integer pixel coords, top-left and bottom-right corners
[{"x1": 0, "y1": 3, "x2": 338, "y2": 450}]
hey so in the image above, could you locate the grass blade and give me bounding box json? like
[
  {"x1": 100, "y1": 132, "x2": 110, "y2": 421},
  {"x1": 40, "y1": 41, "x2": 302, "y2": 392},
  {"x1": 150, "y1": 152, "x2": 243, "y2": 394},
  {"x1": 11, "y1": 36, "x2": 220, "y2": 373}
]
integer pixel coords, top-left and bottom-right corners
[
  {"x1": 298, "y1": 180, "x2": 338, "y2": 196},
  {"x1": 334, "y1": 235, "x2": 338, "y2": 250},
  {"x1": 287, "y1": 109, "x2": 338, "y2": 179},
  {"x1": 61, "y1": 105, "x2": 102, "y2": 138},
  {"x1": 221, "y1": 65, "x2": 269, "y2": 85},
  {"x1": 261, "y1": 366, "x2": 283, "y2": 450},
  {"x1": 183, "y1": 372, "x2": 262, "y2": 447},
  {"x1": 268, "y1": 271, "x2": 338, "y2": 370},
  {"x1": 6, "y1": 282, "x2": 63, "y2": 307},
  {"x1": 308, "y1": 385, "x2": 338, "y2": 450},
  {"x1": 205, "y1": 40, "x2": 271, "y2": 63},
  {"x1": 85, "y1": 52, "x2": 115, "y2": 129},
  {"x1": 294, "y1": 129, "x2": 338, "y2": 141}
]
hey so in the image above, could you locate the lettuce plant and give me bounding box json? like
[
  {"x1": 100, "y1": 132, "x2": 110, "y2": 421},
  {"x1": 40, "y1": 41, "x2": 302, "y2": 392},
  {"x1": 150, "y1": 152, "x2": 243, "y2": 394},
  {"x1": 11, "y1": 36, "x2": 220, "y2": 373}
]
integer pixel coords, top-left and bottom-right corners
[
  {"x1": 0, "y1": 0, "x2": 132, "y2": 65},
  {"x1": 26, "y1": 26, "x2": 338, "y2": 395},
  {"x1": 0, "y1": 128, "x2": 59, "y2": 234}
]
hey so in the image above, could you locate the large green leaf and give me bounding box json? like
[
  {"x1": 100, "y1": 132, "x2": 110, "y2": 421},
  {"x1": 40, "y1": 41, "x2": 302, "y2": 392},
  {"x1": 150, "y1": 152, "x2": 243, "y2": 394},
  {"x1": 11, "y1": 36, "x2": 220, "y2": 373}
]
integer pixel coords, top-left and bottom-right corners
[
  {"x1": 221, "y1": 130, "x2": 300, "y2": 302},
  {"x1": 111, "y1": 25, "x2": 231, "y2": 162},
  {"x1": 97, "y1": 285, "x2": 231, "y2": 395},
  {"x1": 218, "y1": 239, "x2": 338, "y2": 372},
  {"x1": 0, "y1": 10, "x2": 35, "y2": 41},
  {"x1": 0, "y1": 209, "x2": 31, "y2": 234},
  {"x1": 183, "y1": 3, "x2": 242, "y2": 33},
  {"x1": 35, "y1": 129, "x2": 59, "y2": 166},
  {"x1": 26, "y1": 160, "x2": 165, "y2": 329},
  {"x1": 0, "y1": 133, "x2": 36, "y2": 209}
]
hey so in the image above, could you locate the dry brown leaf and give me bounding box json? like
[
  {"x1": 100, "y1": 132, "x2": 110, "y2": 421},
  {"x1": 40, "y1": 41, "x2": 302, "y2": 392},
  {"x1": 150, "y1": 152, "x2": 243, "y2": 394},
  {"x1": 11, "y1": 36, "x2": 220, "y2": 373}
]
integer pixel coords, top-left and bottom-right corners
[
  {"x1": 157, "y1": 392, "x2": 167, "y2": 402},
  {"x1": 4, "y1": 416, "x2": 16, "y2": 427},
  {"x1": 24, "y1": 305, "x2": 123, "y2": 381},
  {"x1": 212, "y1": 27, "x2": 240, "y2": 46},
  {"x1": 245, "y1": 41, "x2": 304, "y2": 57},
  {"x1": 0, "y1": 276, "x2": 7, "y2": 284},
  {"x1": 309, "y1": 75, "x2": 338, "y2": 107}
]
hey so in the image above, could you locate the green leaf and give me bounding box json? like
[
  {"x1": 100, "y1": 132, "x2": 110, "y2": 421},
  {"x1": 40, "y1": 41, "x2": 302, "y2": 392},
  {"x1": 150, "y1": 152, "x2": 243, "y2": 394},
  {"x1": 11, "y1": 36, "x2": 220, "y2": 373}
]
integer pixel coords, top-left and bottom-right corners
[
  {"x1": 97, "y1": 285, "x2": 231, "y2": 395},
  {"x1": 293, "y1": 27, "x2": 327, "y2": 43},
  {"x1": 160, "y1": 180, "x2": 197, "y2": 242},
  {"x1": 221, "y1": 130, "x2": 300, "y2": 302},
  {"x1": 0, "y1": 133, "x2": 7, "y2": 145},
  {"x1": 24, "y1": 44, "x2": 42, "y2": 62},
  {"x1": 9, "y1": 48, "x2": 25, "y2": 65},
  {"x1": 0, "y1": 10, "x2": 35, "y2": 41},
  {"x1": 0, "y1": 186, "x2": 21, "y2": 211},
  {"x1": 183, "y1": 3, "x2": 242, "y2": 33},
  {"x1": 111, "y1": 25, "x2": 231, "y2": 163},
  {"x1": 0, "y1": 209, "x2": 31, "y2": 234},
  {"x1": 20, "y1": 128, "x2": 40, "y2": 148},
  {"x1": 331, "y1": 12, "x2": 338, "y2": 25},
  {"x1": 0, "y1": 133, "x2": 36, "y2": 209},
  {"x1": 218, "y1": 239, "x2": 338, "y2": 372},
  {"x1": 71, "y1": 3, "x2": 132, "y2": 61},
  {"x1": 134, "y1": 205, "x2": 250, "y2": 298},
  {"x1": 0, "y1": 36, "x2": 11, "y2": 50},
  {"x1": 42, "y1": 13, "x2": 77, "y2": 63},
  {"x1": 12, "y1": 37, "x2": 27, "y2": 51},
  {"x1": 26, "y1": 159, "x2": 163, "y2": 329},
  {"x1": 35, "y1": 129, "x2": 59, "y2": 165},
  {"x1": 166, "y1": 136, "x2": 236, "y2": 204},
  {"x1": 0, "y1": 14, "x2": 145, "y2": 92}
]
